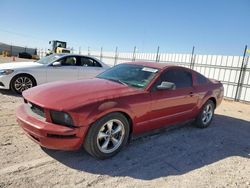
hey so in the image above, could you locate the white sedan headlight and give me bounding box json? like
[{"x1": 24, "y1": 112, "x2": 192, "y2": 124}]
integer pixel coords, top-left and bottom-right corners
[{"x1": 0, "y1": 69, "x2": 14, "y2": 75}]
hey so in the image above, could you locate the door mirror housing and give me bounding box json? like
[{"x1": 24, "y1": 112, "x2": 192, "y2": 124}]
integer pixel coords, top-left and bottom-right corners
[
  {"x1": 52, "y1": 61, "x2": 61, "y2": 67},
  {"x1": 157, "y1": 81, "x2": 176, "y2": 90}
]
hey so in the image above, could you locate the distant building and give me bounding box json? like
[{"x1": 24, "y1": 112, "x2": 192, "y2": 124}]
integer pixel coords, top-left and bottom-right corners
[{"x1": 0, "y1": 42, "x2": 37, "y2": 56}]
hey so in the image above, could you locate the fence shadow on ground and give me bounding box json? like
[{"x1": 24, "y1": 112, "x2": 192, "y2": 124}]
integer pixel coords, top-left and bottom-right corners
[{"x1": 44, "y1": 114, "x2": 250, "y2": 180}]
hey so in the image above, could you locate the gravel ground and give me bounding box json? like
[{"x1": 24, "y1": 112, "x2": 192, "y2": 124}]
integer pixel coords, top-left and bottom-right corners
[
  {"x1": 0, "y1": 57, "x2": 249, "y2": 187},
  {"x1": 0, "y1": 56, "x2": 34, "y2": 63}
]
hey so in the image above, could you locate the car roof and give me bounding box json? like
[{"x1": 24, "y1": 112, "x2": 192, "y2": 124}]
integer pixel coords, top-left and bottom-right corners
[
  {"x1": 55, "y1": 53, "x2": 105, "y2": 64},
  {"x1": 125, "y1": 61, "x2": 177, "y2": 70},
  {"x1": 57, "y1": 53, "x2": 94, "y2": 58}
]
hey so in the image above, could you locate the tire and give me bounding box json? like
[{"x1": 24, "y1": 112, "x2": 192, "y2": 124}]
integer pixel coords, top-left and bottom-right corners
[
  {"x1": 195, "y1": 100, "x2": 215, "y2": 128},
  {"x1": 11, "y1": 74, "x2": 36, "y2": 94},
  {"x1": 84, "y1": 112, "x2": 130, "y2": 159}
]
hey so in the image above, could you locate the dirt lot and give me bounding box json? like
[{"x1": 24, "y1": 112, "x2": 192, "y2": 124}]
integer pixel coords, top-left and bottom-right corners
[
  {"x1": 0, "y1": 56, "x2": 34, "y2": 63},
  {"x1": 0, "y1": 57, "x2": 250, "y2": 187},
  {"x1": 0, "y1": 90, "x2": 249, "y2": 188}
]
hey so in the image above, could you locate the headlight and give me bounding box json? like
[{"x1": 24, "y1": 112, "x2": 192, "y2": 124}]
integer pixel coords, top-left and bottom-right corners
[
  {"x1": 0, "y1": 69, "x2": 14, "y2": 75},
  {"x1": 50, "y1": 110, "x2": 74, "y2": 127}
]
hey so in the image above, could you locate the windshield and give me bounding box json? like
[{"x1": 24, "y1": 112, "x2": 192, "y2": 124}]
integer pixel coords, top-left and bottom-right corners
[
  {"x1": 97, "y1": 64, "x2": 159, "y2": 89},
  {"x1": 36, "y1": 54, "x2": 65, "y2": 65}
]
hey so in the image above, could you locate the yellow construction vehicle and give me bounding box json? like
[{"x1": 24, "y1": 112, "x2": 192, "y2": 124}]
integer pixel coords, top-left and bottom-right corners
[{"x1": 46, "y1": 40, "x2": 71, "y2": 55}]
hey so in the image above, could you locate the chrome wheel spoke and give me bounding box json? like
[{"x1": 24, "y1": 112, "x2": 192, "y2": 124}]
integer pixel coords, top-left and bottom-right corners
[
  {"x1": 205, "y1": 116, "x2": 208, "y2": 123},
  {"x1": 112, "y1": 124, "x2": 122, "y2": 135},
  {"x1": 202, "y1": 115, "x2": 207, "y2": 122},
  {"x1": 98, "y1": 132, "x2": 109, "y2": 139},
  {"x1": 15, "y1": 79, "x2": 22, "y2": 84},
  {"x1": 15, "y1": 84, "x2": 22, "y2": 90},
  {"x1": 101, "y1": 138, "x2": 110, "y2": 150},
  {"x1": 107, "y1": 121, "x2": 113, "y2": 132},
  {"x1": 26, "y1": 80, "x2": 32, "y2": 85},
  {"x1": 18, "y1": 77, "x2": 23, "y2": 83},
  {"x1": 111, "y1": 137, "x2": 119, "y2": 145}
]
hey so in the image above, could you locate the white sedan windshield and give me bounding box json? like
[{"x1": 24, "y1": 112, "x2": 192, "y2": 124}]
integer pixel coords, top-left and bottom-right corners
[{"x1": 36, "y1": 54, "x2": 65, "y2": 65}]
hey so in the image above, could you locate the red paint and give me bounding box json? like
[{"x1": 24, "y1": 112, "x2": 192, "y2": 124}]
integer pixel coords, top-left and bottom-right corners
[{"x1": 16, "y1": 62, "x2": 223, "y2": 150}]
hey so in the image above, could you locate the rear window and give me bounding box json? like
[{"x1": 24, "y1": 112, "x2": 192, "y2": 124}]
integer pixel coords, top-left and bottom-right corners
[
  {"x1": 80, "y1": 57, "x2": 102, "y2": 67},
  {"x1": 196, "y1": 73, "x2": 208, "y2": 85}
]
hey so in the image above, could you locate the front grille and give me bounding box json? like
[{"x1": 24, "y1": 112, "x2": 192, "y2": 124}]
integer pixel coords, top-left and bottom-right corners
[{"x1": 28, "y1": 102, "x2": 45, "y2": 118}]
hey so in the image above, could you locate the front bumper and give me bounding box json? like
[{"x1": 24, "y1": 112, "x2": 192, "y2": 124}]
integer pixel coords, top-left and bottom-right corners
[
  {"x1": 0, "y1": 75, "x2": 11, "y2": 89},
  {"x1": 16, "y1": 104, "x2": 87, "y2": 150}
]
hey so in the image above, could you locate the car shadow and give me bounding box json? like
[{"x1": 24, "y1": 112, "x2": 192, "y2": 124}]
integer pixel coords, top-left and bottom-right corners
[
  {"x1": 43, "y1": 114, "x2": 250, "y2": 180},
  {"x1": 0, "y1": 89, "x2": 21, "y2": 97}
]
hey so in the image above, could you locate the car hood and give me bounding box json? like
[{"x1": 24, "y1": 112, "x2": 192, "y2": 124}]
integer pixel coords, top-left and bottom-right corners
[
  {"x1": 0, "y1": 62, "x2": 43, "y2": 69},
  {"x1": 22, "y1": 78, "x2": 140, "y2": 110}
]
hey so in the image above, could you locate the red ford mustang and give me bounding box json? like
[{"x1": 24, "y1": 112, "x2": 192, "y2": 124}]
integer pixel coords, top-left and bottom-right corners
[{"x1": 16, "y1": 62, "x2": 224, "y2": 159}]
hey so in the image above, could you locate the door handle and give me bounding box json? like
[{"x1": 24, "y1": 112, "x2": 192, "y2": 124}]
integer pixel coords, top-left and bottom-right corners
[{"x1": 189, "y1": 92, "x2": 194, "y2": 97}]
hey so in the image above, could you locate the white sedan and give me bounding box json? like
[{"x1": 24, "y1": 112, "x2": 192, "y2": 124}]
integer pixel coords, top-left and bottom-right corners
[{"x1": 0, "y1": 54, "x2": 110, "y2": 94}]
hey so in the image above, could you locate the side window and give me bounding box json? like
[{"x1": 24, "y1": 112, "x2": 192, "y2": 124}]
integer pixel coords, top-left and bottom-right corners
[
  {"x1": 80, "y1": 57, "x2": 102, "y2": 67},
  {"x1": 196, "y1": 73, "x2": 208, "y2": 85},
  {"x1": 59, "y1": 56, "x2": 77, "y2": 66},
  {"x1": 162, "y1": 69, "x2": 193, "y2": 89}
]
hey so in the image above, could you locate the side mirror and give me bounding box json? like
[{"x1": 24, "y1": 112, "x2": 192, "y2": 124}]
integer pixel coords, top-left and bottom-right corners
[
  {"x1": 157, "y1": 81, "x2": 176, "y2": 90},
  {"x1": 52, "y1": 61, "x2": 61, "y2": 67}
]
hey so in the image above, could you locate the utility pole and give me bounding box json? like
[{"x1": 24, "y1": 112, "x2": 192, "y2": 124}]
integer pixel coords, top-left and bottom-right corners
[
  {"x1": 114, "y1": 46, "x2": 118, "y2": 66},
  {"x1": 190, "y1": 46, "x2": 195, "y2": 69},
  {"x1": 132, "y1": 46, "x2": 137, "y2": 61},
  {"x1": 156, "y1": 46, "x2": 160, "y2": 62},
  {"x1": 100, "y1": 47, "x2": 103, "y2": 61},
  {"x1": 235, "y1": 45, "x2": 248, "y2": 101}
]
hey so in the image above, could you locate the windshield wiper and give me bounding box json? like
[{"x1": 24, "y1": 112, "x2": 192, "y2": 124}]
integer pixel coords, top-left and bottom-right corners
[{"x1": 105, "y1": 78, "x2": 128, "y2": 86}]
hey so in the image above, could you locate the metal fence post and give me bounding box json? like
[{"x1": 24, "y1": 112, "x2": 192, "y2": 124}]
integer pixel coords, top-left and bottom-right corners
[
  {"x1": 114, "y1": 46, "x2": 118, "y2": 66},
  {"x1": 88, "y1": 47, "x2": 90, "y2": 56},
  {"x1": 44, "y1": 48, "x2": 46, "y2": 57},
  {"x1": 79, "y1": 47, "x2": 81, "y2": 54},
  {"x1": 132, "y1": 46, "x2": 137, "y2": 61},
  {"x1": 10, "y1": 45, "x2": 13, "y2": 56},
  {"x1": 190, "y1": 46, "x2": 195, "y2": 69},
  {"x1": 100, "y1": 47, "x2": 103, "y2": 61},
  {"x1": 156, "y1": 46, "x2": 160, "y2": 62},
  {"x1": 235, "y1": 45, "x2": 248, "y2": 101}
]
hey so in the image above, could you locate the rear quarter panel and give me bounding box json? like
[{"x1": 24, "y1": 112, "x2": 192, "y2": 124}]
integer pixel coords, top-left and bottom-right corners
[{"x1": 194, "y1": 81, "x2": 223, "y2": 114}]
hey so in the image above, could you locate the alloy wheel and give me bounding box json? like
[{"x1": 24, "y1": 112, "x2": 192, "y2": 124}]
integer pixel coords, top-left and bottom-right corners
[
  {"x1": 202, "y1": 103, "x2": 213, "y2": 125},
  {"x1": 14, "y1": 76, "x2": 33, "y2": 92},
  {"x1": 97, "y1": 119, "x2": 125, "y2": 154}
]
